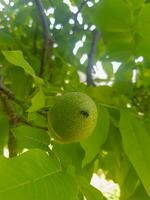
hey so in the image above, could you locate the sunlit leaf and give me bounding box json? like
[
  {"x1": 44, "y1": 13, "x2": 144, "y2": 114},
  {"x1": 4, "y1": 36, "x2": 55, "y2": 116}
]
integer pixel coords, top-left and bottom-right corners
[
  {"x1": 27, "y1": 88, "x2": 45, "y2": 112},
  {"x1": 12, "y1": 125, "x2": 50, "y2": 151},
  {"x1": 0, "y1": 149, "x2": 78, "y2": 200}
]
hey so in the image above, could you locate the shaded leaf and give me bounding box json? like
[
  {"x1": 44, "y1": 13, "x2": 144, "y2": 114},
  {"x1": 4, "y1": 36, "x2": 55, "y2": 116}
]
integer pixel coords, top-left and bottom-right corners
[
  {"x1": 102, "y1": 62, "x2": 113, "y2": 78},
  {"x1": 53, "y1": 142, "x2": 85, "y2": 172},
  {"x1": 120, "y1": 166, "x2": 139, "y2": 200},
  {"x1": 78, "y1": 176, "x2": 106, "y2": 200},
  {"x1": 0, "y1": 31, "x2": 15, "y2": 47},
  {"x1": 7, "y1": 67, "x2": 32, "y2": 99},
  {"x1": 12, "y1": 125, "x2": 50, "y2": 151},
  {"x1": 135, "y1": 4, "x2": 150, "y2": 59},
  {"x1": 119, "y1": 111, "x2": 150, "y2": 196},
  {"x1": 128, "y1": 184, "x2": 150, "y2": 200},
  {"x1": 2, "y1": 50, "x2": 43, "y2": 85},
  {"x1": 91, "y1": 0, "x2": 132, "y2": 32},
  {"x1": 81, "y1": 106, "x2": 109, "y2": 167}
]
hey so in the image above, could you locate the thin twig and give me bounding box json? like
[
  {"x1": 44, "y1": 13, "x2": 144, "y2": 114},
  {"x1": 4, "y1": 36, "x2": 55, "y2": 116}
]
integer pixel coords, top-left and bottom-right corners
[
  {"x1": 73, "y1": 0, "x2": 91, "y2": 32},
  {"x1": 34, "y1": 0, "x2": 53, "y2": 77},
  {"x1": 0, "y1": 84, "x2": 47, "y2": 118},
  {"x1": 86, "y1": 29, "x2": 99, "y2": 86},
  {"x1": 33, "y1": 22, "x2": 38, "y2": 54},
  {"x1": 0, "y1": 88, "x2": 47, "y2": 132}
]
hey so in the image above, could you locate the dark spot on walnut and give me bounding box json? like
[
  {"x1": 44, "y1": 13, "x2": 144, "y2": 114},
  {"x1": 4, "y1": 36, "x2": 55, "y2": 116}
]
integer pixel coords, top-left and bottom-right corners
[{"x1": 80, "y1": 110, "x2": 89, "y2": 118}]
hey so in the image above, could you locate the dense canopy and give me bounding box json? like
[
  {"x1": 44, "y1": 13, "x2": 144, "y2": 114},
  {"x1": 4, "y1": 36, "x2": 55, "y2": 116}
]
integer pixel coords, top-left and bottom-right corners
[{"x1": 0, "y1": 0, "x2": 150, "y2": 199}]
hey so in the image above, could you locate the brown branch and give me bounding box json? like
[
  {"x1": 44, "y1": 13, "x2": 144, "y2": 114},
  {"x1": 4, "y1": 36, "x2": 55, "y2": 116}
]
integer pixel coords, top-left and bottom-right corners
[
  {"x1": 86, "y1": 29, "x2": 99, "y2": 86},
  {"x1": 8, "y1": 130, "x2": 17, "y2": 157},
  {"x1": 0, "y1": 66, "x2": 18, "y2": 157},
  {"x1": 0, "y1": 85, "x2": 47, "y2": 121},
  {"x1": 0, "y1": 91, "x2": 18, "y2": 157},
  {"x1": 0, "y1": 84, "x2": 47, "y2": 119},
  {"x1": 34, "y1": 0, "x2": 53, "y2": 77},
  {"x1": 0, "y1": 68, "x2": 47, "y2": 139},
  {"x1": 0, "y1": 85, "x2": 26, "y2": 110},
  {"x1": 0, "y1": 69, "x2": 47, "y2": 157},
  {"x1": 0, "y1": 93, "x2": 19, "y2": 126},
  {"x1": 0, "y1": 89, "x2": 47, "y2": 139},
  {"x1": 0, "y1": 91, "x2": 47, "y2": 127}
]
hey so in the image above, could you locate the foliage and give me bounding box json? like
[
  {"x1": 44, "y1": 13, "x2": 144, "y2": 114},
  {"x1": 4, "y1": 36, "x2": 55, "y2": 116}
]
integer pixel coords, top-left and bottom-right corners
[{"x1": 0, "y1": 0, "x2": 150, "y2": 199}]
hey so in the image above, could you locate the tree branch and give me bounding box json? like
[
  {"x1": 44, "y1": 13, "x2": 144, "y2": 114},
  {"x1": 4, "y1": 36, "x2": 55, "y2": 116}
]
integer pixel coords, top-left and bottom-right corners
[
  {"x1": 86, "y1": 29, "x2": 99, "y2": 86},
  {"x1": 0, "y1": 91, "x2": 18, "y2": 157},
  {"x1": 0, "y1": 88, "x2": 48, "y2": 132},
  {"x1": 73, "y1": 0, "x2": 91, "y2": 32},
  {"x1": 0, "y1": 84, "x2": 47, "y2": 119},
  {"x1": 33, "y1": 22, "x2": 38, "y2": 54},
  {"x1": 0, "y1": 68, "x2": 47, "y2": 157},
  {"x1": 8, "y1": 130, "x2": 17, "y2": 157},
  {"x1": 0, "y1": 65, "x2": 18, "y2": 157},
  {"x1": 0, "y1": 59, "x2": 48, "y2": 142},
  {"x1": 0, "y1": 85, "x2": 26, "y2": 109},
  {"x1": 34, "y1": 0, "x2": 53, "y2": 77}
]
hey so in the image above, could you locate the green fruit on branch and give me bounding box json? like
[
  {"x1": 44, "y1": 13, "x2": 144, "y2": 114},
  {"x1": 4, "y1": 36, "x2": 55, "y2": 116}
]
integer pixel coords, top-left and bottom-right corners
[{"x1": 48, "y1": 92, "x2": 98, "y2": 143}]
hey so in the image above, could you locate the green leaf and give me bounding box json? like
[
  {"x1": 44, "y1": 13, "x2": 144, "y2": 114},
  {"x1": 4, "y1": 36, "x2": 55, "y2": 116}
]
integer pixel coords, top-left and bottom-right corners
[
  {"x1": 27, "y1": 112, "x2": 47, "y2": 127},
  {"x1": 128, "y1": 184, "x2": 150, "y2": 200},
  {"x1": 27, "y1": 88, "x2": 45, "y2": 112},
  {"x1": 127, "y1": 0, "x2": 144, "y2": 9},
  {"x1": 103, "y1": 32, "x2": 134, "y2": 61},
  {"x1": 0, "y1": 31, "x2": 15, "y2": 47},
  {"x1": 2, "y1": 50, "x2": 43, "y2": 85},
  {"x1": 97, "y1": 124, "x2": 124, "y2": 182},
  {"x1": 120, "y1": 166, "x2": 139, "y2": 200},
  {"x1": 87, "y1": 0, "x2": 136, "y2": 60},
  {"x1": 137, "y1": 4, "x2": 150, "y2": 39},
  {"x1": 119, "y1": 111, "x2": 150, "y2": 197},
  {"x1": 7, "y1": 67, "x2": 32, "y2": 99},
  {"x1": 0, "y1": 149, "x2": 78, "y2": 200},
  {"x1": 78, "y1": 176, "x2": 106, "y2": 200},
  {"x1": 85, "y1": 86, "x2": 114, "y2": 106},
  {"x1": 91, "y1": 0, "x2": 132, "y2": 32},
  {"x1": 102, "y1": 62, "x2": 113, "y2": 78},
  {"x1": 53, "y1": 142, "x2": 85, "y2": 171},
  {"x1": 114, "y1": 62, "x2": 133, "y2": 95},
  {"x1": 81, "y1": 106, "x2": 109, "y2": 167},
  {"x1": 135, "y1": 4, "x2": 150, "y2": 59},
  {"x1": 12, "y1": 125, "x2": 50, "y2": 151}
]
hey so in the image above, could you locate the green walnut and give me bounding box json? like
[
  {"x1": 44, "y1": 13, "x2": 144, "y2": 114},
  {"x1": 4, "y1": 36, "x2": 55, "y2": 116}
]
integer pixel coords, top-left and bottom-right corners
[{"x1": 48, "y1": 92, "x2": 97, "y2": 143}]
